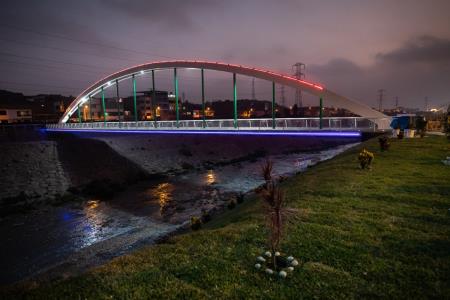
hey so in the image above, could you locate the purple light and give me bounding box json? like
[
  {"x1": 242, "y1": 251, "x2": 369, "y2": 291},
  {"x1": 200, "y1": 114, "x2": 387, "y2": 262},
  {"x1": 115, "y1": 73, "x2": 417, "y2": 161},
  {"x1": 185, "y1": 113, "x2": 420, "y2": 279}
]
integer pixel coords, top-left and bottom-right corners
[{"x1": 45, "y1": 128, "x2": 361, "y2": 137}]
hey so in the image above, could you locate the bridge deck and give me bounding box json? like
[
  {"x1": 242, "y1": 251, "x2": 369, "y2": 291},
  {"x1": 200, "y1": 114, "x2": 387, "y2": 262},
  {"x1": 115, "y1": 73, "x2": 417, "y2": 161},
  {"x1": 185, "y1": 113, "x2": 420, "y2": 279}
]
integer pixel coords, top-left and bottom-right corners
[{"x1": 47, "y1": 117, "x2": 388, "y2": 133}]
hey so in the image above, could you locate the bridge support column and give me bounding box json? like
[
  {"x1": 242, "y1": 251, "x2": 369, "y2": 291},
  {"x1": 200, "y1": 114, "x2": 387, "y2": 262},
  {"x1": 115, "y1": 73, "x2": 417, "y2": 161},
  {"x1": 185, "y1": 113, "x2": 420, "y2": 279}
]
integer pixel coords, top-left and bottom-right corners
[
  {"x1": 77, "y1": 104, "x2": 81, "y2": 123},
  {"x1": 132, "y1": 74, "x2": 137, "y2": 123},
  {"x1": 272, "y1": 81, "x2": 276, "y2": 129},
  {"x1": 201, "y1": 68, "x2": 206, "y2": 128},
  {"x1": 88, "y1": 96, "x2": 92, "y2": 122},
  {"x1": 173, "y1": 68, "x2": 179, "y2": 127},
  {"x1": 101, "y1": 87, "x2": 106, "y2": 125},
  {"x1": 116, "y1": 79, "x2": 120, "y2": 123},
  {"x1": 319, "y1": 96, "x2": 323, "y2": 129},
  {"x1": 233, "y1": 73, "x2": 237, "y2": 128},
  {"x1": 152, "y1": 70, "x2": 157, "y2": 127}
]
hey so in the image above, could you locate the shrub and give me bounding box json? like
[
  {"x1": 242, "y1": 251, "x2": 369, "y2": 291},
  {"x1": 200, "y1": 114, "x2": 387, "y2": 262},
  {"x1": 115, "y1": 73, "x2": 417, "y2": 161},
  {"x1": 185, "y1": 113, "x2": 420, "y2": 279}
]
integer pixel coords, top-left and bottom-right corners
[
  {"x1": 259, "y1": 160, "x2": 295, "y2": 270},
  {"x1": 190, "y1": 216, "x2": 202, "y2": 230},
  {"x1": 227, "y1": 199, "x2": 237, "y2": 210},
  {"x1": 378, "y1": 136, "x2": 390, "y2": 151},
  {"x1": 358, "y1": 149, "x2": 374, "y2": 169},
  {"x1": 201, "y1": 209, "x2": 211, "y2": 223},
  {"x1": 236, "y1": 192, "x2": 245, "y2": 204},
  {"x1": 416, "y1": 117, "x2": 428, "y2": 138},
  {"x1": 261, "y1": 160, "x2": 273, "y2": 183}
]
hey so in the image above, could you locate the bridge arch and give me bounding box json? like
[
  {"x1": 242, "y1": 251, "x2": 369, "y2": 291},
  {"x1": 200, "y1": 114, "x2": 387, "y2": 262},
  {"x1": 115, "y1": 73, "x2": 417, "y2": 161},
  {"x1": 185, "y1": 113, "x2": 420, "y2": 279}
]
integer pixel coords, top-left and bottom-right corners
[{"x1": 61, "y1": 60, "x2": 390, "y2": 129}]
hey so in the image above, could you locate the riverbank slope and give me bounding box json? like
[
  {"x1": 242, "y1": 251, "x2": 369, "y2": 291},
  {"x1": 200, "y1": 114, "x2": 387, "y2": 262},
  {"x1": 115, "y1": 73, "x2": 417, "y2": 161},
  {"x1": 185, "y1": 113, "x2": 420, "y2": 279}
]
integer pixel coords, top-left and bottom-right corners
[{"x1": 3, "y1": 136, "x2": 449, "y2": 299}]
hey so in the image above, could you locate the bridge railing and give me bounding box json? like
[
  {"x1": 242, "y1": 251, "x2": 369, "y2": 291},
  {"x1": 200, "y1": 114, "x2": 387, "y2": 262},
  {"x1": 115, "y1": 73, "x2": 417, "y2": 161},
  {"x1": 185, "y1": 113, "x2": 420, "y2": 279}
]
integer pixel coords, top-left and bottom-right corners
[{"x1": 46, "y1": 117, "x2": 388, "y2": 132}]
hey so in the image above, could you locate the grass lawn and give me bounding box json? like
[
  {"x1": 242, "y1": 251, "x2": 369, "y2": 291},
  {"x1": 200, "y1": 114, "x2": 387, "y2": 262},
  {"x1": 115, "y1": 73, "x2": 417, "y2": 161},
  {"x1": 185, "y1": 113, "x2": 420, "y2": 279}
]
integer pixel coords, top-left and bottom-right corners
[{"x1": 2, "y1": 136, "x2": 450, "y2": 299}]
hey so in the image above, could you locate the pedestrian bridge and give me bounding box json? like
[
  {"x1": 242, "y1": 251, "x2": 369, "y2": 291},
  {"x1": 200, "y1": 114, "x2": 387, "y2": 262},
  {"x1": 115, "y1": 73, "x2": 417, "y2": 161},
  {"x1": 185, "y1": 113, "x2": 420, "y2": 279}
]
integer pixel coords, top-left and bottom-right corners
[{"x1": 52, "y1": 60, "x2": 391, "y2": 134}]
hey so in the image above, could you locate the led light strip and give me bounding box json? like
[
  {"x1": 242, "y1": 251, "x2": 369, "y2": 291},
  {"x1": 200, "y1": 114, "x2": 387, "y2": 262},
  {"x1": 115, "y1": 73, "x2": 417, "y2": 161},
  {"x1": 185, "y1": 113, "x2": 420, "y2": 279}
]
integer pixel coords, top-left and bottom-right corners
[{"x1": 45, "y1": 128, "x2": 361, "y2": 137}]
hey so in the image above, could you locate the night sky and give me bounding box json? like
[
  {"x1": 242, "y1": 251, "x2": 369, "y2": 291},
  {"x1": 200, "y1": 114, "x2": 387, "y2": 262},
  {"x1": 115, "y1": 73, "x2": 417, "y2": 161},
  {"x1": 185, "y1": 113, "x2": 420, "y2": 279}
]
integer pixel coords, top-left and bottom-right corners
[{"x1": 1, "y1": 0, "x2": 449, "y2": 109}]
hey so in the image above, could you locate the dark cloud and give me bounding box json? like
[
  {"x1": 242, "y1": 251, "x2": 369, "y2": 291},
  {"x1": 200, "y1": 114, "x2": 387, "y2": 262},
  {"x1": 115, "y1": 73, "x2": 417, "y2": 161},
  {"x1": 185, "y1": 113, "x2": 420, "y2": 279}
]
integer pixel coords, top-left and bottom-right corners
[
  {"x1": 376, "y1": 35, "x2": 450, "y2": 64},
  {"x1": 309, "y1": 37, "x2": 450, "y2": 109},
  {"x1": 0, "y1": 1, "x2": 121, "y2": 57},
  {"x1": 0, "y1": 1, "x2": 449, "y2": 109},
  {"x1": 102, "y1": 0, "x2": 222, "y2": 32}
]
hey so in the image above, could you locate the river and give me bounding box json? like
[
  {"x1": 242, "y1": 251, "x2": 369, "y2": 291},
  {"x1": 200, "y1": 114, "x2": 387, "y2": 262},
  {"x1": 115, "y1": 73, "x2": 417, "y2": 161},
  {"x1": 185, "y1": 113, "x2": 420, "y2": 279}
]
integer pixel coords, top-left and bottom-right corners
[{"x1": 0, "y1": 142, "x2": 358, "y2": 285}]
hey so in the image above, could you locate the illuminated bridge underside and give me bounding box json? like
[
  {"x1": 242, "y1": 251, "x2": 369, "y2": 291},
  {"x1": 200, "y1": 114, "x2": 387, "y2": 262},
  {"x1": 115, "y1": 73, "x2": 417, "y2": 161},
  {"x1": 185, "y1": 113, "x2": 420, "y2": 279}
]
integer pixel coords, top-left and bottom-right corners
[{"x1": 61, "y1": 60, "x2": 391, "y2": 130}]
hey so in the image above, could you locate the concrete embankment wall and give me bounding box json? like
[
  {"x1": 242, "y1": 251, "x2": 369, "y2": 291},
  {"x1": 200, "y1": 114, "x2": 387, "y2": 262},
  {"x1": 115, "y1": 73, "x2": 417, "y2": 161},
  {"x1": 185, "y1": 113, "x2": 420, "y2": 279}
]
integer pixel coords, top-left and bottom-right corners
[
  {"x1": 0, "y1": 128, "x2": 147, "y2": 209},
  {"x1": 75, "y1": 132, "x2": 359, "y2": 174},
  {"x1": 0, "y1": 140, "x2": 69, "y2": 201}
]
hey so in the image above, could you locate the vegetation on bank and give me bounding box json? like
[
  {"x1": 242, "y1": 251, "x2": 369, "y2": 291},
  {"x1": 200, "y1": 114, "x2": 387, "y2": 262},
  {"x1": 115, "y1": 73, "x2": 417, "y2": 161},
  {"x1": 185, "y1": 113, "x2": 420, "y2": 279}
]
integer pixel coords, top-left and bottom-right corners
[{"x1": 2, "y1": 136, "x2": 450, "y2": 299}]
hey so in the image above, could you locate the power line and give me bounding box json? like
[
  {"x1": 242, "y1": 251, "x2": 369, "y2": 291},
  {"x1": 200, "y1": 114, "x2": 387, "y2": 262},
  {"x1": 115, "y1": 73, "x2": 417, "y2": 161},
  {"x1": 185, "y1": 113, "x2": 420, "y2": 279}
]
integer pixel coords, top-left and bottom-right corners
[
  {"x1": 0, "y1": 80, "x2": 82, "y2": 91},
  {"x1": 0, "y1": 85, "x2": 77, "y2": 95},
  {"x1": 0, "y1": 38, "x2": 144, "y2": 64},
  {"x1": 377, "y1": 89, "x2": 385, "y2": 111},
  {"x1": 0, "y1": 23, "x2": 175, "y2": 60},
  {"x1": 251, "y1": 77, "x2": 256, "y2": 100},
  {"x1": 0, "y1": 51, "x2": 117, "y2": 72},
  {"x1": 279, "y1": 85, "x2": 286, "y2": 106},
  {"x1": 0, "y1": 59, "x2": 109, "y2": 75}
]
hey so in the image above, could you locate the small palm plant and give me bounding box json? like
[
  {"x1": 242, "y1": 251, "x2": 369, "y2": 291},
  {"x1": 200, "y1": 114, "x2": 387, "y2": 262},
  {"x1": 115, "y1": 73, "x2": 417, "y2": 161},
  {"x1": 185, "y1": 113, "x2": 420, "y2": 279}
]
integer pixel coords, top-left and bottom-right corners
[
  {"x1": 255, "y1": 160, "x2": 299, "y2": 278},
  {"x1": 358, "y1": 149, "x2": 374, "y2": 169}
]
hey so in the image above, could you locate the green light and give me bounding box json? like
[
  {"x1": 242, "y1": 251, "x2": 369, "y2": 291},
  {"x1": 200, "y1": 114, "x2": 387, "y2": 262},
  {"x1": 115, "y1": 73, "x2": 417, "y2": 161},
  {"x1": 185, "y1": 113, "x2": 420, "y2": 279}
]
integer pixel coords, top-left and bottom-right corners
[
  {"x1": 174, "y1": 68, "x2": 179, "y2": 127},
  {"x1": 88, "y1": 95, "x2": 92, "y2": 122},
  {"x1": 272, "y1": 81, "x2": 276, "y2": 129},
  {"x1": 133, "y1": 74, "x2": 137, "y2": 122},
  {"x1": 201, "y1": 68, "x2": 205, "y2": 127},
  {"x1": 116, "y1": 79, "x2": 120, "y2": 123},
  {"x1": 101, "y1": 87, "x2": 106, "y2": 124},
  {"x1": 319, "y1": 97, "x2": 323, "y2": 129},
  {"x1": 233, "y1": 73, "x2": 237, "y2": 128},
  {"x1": 152, "y1": 69, "x2": 157, "y2": 126},
  {"x1": 77, "y1": 104, "x2": 81, "y2": 123}
]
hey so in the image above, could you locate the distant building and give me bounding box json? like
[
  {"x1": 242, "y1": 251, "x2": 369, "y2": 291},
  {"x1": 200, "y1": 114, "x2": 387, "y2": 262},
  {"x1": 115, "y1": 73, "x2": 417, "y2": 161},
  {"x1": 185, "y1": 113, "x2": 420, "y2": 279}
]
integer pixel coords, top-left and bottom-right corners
[
  {"x1": 0, "y1": 90, "x2": 73, "y2": 123},
  {"x1": 0, "y1": 108, "x2": 32, "y2": 123},
  {"x1": 78, "y1": 90, "x2": 172, "y2": 122},
  {"x1": 192, "y1": 107, "x2": 215, "y2": 119}
]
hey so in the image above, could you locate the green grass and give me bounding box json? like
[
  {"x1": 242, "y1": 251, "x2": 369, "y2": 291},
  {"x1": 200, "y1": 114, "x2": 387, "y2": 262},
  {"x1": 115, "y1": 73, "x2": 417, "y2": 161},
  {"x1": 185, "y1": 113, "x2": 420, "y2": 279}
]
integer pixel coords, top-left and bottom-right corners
[{"x1": 3, "y1": 136, "x2": 450, "y2": 299}]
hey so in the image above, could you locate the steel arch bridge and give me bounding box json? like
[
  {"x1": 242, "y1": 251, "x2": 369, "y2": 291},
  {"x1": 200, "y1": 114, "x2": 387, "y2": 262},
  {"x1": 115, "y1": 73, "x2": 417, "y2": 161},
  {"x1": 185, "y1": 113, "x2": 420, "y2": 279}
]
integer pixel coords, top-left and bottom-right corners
[{"x1": 55, "y1": 60, "x2": 391, "y2": 133}]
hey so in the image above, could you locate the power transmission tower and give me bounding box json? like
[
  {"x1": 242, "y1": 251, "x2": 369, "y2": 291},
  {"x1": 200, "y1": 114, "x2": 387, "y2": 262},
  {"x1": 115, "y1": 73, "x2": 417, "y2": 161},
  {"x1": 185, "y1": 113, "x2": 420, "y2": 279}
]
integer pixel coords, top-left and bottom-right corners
[
  {"x1": 279, "y1": 85, "x2": 286, "y2": 107},
  {"x1": 425, "y1": 96, "x2": 429, "y2": 111},
  {"x1": 395, "y1": 96, "x2": 399, "y2": 108},
  {"x1": 251, "y1": 77, "x2": 256, "y2": 100},
  {"x1": 292, "y1": 63, "x2": 305, "y2": 107},
  {"x1": 377, "y1": 89, "x2": 385, "y2": 112}
]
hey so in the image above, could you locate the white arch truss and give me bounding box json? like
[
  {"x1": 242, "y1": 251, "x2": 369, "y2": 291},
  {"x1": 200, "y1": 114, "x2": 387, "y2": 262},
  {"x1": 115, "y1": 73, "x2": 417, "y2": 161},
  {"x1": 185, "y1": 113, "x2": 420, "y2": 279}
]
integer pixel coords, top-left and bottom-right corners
[{"x1": 61, "y1": 60, "x2": 390, "y2": 129}]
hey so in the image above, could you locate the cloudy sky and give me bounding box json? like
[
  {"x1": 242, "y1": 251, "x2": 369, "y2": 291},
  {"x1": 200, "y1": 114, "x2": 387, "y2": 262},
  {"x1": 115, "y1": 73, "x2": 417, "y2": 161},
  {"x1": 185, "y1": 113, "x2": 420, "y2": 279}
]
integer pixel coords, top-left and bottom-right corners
[{"x1": 1, "y1": 0, "x2": 449, "y2": 109}]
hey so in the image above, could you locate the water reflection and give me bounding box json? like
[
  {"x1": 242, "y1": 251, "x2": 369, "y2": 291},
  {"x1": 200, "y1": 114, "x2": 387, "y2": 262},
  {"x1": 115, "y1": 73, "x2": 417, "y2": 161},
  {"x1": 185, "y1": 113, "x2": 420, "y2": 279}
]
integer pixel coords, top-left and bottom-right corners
[
  {"x1": 206, "y1": 169, "x2": 216, "y2": 185},
  {"x1": 151, "y1": 183, "x2": 174, "y2": 216},
  {"x1": 86, "y1": 199, "x2": 99, "y2": 209},
  {"x1": 80, "y1": 200, "x2": 103, "y2": 248}
]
